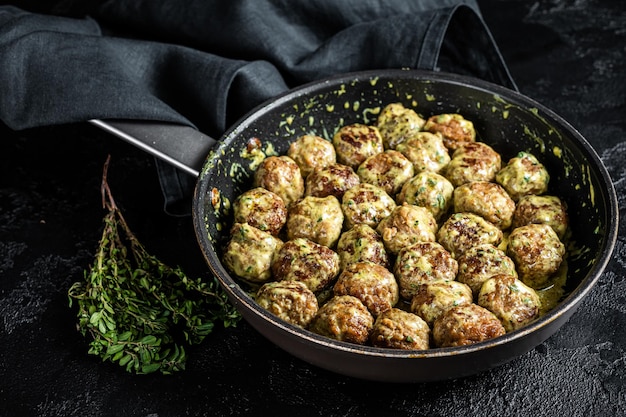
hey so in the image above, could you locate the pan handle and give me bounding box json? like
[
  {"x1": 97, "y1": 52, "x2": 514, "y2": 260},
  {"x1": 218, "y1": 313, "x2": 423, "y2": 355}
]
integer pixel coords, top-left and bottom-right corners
[{"x1": 89, "y1": 119, "x2": 216, "y2": 177}]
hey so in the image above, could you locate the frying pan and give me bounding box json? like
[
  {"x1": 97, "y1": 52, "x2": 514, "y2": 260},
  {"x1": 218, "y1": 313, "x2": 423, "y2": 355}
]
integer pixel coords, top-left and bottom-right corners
[{"x1": 92, "y1": 69, "x2": 618, "y2": 382}]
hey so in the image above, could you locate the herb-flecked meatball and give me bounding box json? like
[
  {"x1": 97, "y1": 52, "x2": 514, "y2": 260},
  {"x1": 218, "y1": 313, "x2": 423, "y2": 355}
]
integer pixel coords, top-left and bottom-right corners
[
  {"x1": 304, "y1": 163, "x2": 360, "y2": 199},
  {"x1": 309, "y1": 295, "x2": 374, "y2": 345},
  {"x1": 397, "y1": 171, "x2": 454, "y2": 221},
  {"x1": 370, "y1": 308, "x2": 430, "y2": 350},
  {"x1": 512, "y1": 195, "x2": 569, "y2": 239},
  {"x1": 437, "y1": 212, "x2": 503, "y2": 258},
  {"x1": 336, "y1": 224, "x2": 389, "y2": 271},
  {"x1": 256, "y1": 281, "x2": 319, "y2": 328},
  {"x1": 376, "y1": 204, "x2": 438, "y2": 255},
  {"x1": 357, "y1": 150, "x2": 415, "y2": 196},
  {"x1": 477, "y1": 274, "x2": 541, "y2": 332},
  {"x1": 342, "y1": 183, "x2": 397, "y2": 229},
  {"x1": 253, "y1": 155, "x2": 304, "y2": 207},
  {"x1": 287, "y1": 134, "x2": 336, "y2": 178},
  {"x1": 456, "y1": 243, "x2": 518, "y2": 297},
  {"x1": 271, "y1": 237, "x2": 340, "y2": 293},
  {"x1": 376, "y1": 103, "x2": 426, "y2": 149},
  {"x1": 507, "y1": 223, "x2": 565, "y2": 289},
  {"x1": 432, "y1": 303, "x2": 506, "y2": 348},
  {"x1": 395, "y1": 131, "x2": 451, "y2": 173},
  {"x1": 444, "y1": 142, "x2": 502, "y2": 187},
  {"x1": 394, "y1": 242, "x2": 458, "y2": 300},
  {"x1": 423, "y1": 113, "x2": 476, "y2": 150},
  {"x1": 496, "y1": 152, "x2": 549, "y2": 201},
  {"x1": 223, "y1": 223, "x2": 283, "y2": 283},
  {"x1": 333, "y1": 262, "x2": 399, "y2": 317},
  {"x1": 453, "y1": 181, "x2": 516, "y2": 230},
  {"x1": 286, "y1": 195, "x2": 344, "y2": 247},
  {"x1": 332, "y1": 123, "x2": 384, "y2": 169},
  {"x1": 232, "y1": 187, "x2": 287, "y2": 236},
  {"x1": 410, "y1": 280, "x2": 474, "y2": 327}
]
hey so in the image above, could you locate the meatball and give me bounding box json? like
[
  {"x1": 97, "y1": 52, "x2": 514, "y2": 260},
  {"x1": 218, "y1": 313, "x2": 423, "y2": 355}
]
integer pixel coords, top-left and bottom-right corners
[
  {"x1": 223, "y1": 223, "x2": 283, "y2": 283},
  {"x1": 333, "y1": 262, "x2": 399, "y2": 317},
  {"x1": 507, "y1": 223, "x2": 565, "y2": 289},
  {"x1": 437, "y1": 212, "x2": 503, "y2": 258},
  {"x1": 342, "y1": 183, "x2": 397, "y2": 229},
  {"x1": 376, "y1": 102, "x2": 426, "y2": 149},
  {"x1": 256, "y1": 281, "x2": 319, "y2": 328},
  {"x1": 232, "y1": 187, "x2": 287, "y2": 236},
  {"x1": 370, "y1": 308, "x2": 430, "y2": 350},
  {"x1": 432, "y1": 303, "x2": 506, "y2": 348},
  {"x1": 332, "y1": 123, "x2": 384, "y2": 169},
  {"x1": 456, "y1": 243, "x2": 518, "y2": 297},
  {"x1": 304, "y1": 163, "x2": 360, "y2": 199},
  {"x1": 376, "y1": 204, "x2": 438, "y2": 255},
  {"x1": 309, "y1": 295, "x2": 374, "y2": 345},
  {"x1": 512, "y1": 194, "x2": 569, "y2": 239},
  {"x1": 253, "y1": 155, "x2": 304, "y2": 207},
  {"x1": 336, "y1": 224, "x2": 389, "y2": 271},
  {"x1": 477, "y1": 274, "x2": 541, "y2": 332},
  {"x1": 496, "y1": 151, "x2": 549, "y2": 201},
  {"x1": 397, "y1": 171, "x2": 454, "y2": 221},
  {"x1": 410, "y1": 280, "x2": 474, "y2": 327},
  {"x1": 286, "y1": 195, "x2": 344, "y2": 247},
  {"x1": 271, "y1": 237, "x2": 340, "y2": 293},
  {"x1": 395, "y1": 131, "x2": 451, "y2": 173},
  {"x1": 287, "y1": 134, "x2": 336, "y2": 178},
  {"x1": 444, "y1": 142, "x2": 502, "y2": 187},
  {"x1": 394, "y1": 242, "x2": 458, "y2": 300},
  {"x1": 453, "y1": 181, "x2": 516, "y2": 230},
  {"x1": 357, "y1": 150, "x2": 415, "y2": 196},
  {"x1": 423, "y1": 113, "x2": 476, "y2": 150}
]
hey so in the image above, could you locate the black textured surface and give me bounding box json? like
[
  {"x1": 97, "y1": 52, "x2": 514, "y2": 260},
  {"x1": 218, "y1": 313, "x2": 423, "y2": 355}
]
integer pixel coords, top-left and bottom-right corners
[{"x1": 1, "y1": 0, "x2": 625, "y2": 416}]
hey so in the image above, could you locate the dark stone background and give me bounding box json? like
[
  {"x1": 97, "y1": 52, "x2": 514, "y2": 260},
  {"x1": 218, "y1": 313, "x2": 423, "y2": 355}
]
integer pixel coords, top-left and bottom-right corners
[{"x1": 1, "y1": 0, "x2": 624, "y2": 416}]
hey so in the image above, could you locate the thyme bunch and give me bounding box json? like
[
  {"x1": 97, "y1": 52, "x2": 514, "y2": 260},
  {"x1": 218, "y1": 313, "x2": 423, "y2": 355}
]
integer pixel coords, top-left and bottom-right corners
[{"x1": 68, "y1": 157, "x2": 240, "y2": 375}]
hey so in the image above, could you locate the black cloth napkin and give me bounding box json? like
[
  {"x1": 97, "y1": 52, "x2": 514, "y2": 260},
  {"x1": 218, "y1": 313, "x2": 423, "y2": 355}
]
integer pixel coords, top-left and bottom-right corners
[{"x1": 0, "y1": 0, "x2": 516, "y2": 215}]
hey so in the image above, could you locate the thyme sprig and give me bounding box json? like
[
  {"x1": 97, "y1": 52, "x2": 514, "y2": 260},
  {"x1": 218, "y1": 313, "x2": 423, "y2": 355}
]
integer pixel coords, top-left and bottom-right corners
[{"x1": 68, "y1": 157, "x2": 240, "y2": 375}]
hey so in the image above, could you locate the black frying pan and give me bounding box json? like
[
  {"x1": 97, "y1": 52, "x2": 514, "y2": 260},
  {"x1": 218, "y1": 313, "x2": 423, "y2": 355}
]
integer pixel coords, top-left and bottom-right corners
[{"x1": 94, "y1": 69, "x2": 618, "y2": 382}]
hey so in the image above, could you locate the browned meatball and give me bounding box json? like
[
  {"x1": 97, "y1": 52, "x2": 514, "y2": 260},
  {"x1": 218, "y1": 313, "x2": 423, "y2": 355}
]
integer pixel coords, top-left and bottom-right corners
[
  {"x1": 336, "y1": 224, "x2": 389, "y2": 271},
  {"x1": 432, "y1": 303, "x2": 506, "y2": 348},
  {"x1": 410, "y1": 280, "x2": 474, "y2": 327},
  {"x1": 507, "y1": 223, "x2": 565, "y2": 289},
  {"x1": 444, "y1": 142, "x2": 502, "y2": 187},
  {"x1": 304, "y1": 163, "x2": 360, "y2": 199},
  {"x1": 394, "y1": 242, "x2": 458, "y2": 300},
  {"x1": 423, "y1": 113, "x2": 476, "y2": 150},
  {"x1": 309, "y1": 295, "x2": 374, "y2": 344},
  {"x1": 333, "y1": 262, "x2": 399, "y2": 317},
  {"x1": 332, "y1": 123, "x2": 384, "y2": 169},
  {"x1": 223, "y1": 223, "x2": 283, "y2": 283},
  {"x1": 453, "y1": 181, "x2": 516, "y2": 230},
  {"x1": 370, "y1": 308, "x2": 430, "y2": 350},
  {"x1": 396, "y1": 171, "x2": 454, "y2": 221},
  {"x1": 437, "y1": 212, "x2": 503, "y2": 258},
  {"x1": 495, "y1": 152, "x2": 549, "y2": 201},
  {"x1": 456, "y1": 243, "x2": 518, "y2": 297},
  {"x1": 376, "y1": 103, "x2": 426, "y2": 149},
  {"x1": 253, "y1": 155, "x2": 304, "y2": 207},
  {"x1": 477, "y1": 274, "x2": 541, "y2": 332},
  {"x1": 376, "y1": 204, "x2": 438, "y2": 255},
  {"x1": 232, "y1": 187, "x2": 287, "y2": 236},
  {"x1": 286, "y1": 195, "x2": 344, "y2": 247},
  {"x1": 357, "y1": 150, "x2": 415, "y2": 196},
  {"x1": 287, "y1": 134, "x2": 336, "y2": 178},
  {"x1": 512, "y1": 195, "x2": 569, "y2": 239},
  {"x1": 256, "y1": 281, "x2": 319, "y2": 328},
  {"x1": 395, "y1": 131, "x2": 451, "y2": 173},
  {"x1": 342, "y1": 183, "x2": 397, "y2": 229},
  {"x1": 271, "y1": 237, "x2": 340, "y2": 293}
]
